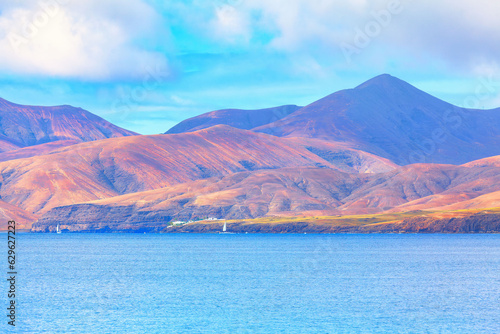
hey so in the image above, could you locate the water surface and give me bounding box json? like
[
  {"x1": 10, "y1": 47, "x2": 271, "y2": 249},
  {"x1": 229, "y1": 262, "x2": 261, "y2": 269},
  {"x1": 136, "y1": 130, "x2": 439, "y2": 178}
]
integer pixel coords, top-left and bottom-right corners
[{"x1": 5, "y1": 233, "x2": 500, "y2": 333}]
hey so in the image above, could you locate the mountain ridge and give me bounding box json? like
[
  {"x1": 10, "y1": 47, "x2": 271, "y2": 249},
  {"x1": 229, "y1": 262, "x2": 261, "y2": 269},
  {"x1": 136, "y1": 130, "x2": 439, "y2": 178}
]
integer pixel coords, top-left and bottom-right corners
[
  {"x1": 0, "y1": 97, "x2": 138, "y2": 153},
  {"x1": 163, "y1": 74, "x2": 500, "y2": 165},
  {"x1": 0, "y1": 125, "x2": 357, "y2": 216},
  {"x1": 252, "y1": 74, "x2": 500, "y2": 164},
  {"x1": 165, "y1": 104, "x2": 302, "y2": 134},
  {"x1": 2, "y1": 75, "x2": 500, "y2": 232}
]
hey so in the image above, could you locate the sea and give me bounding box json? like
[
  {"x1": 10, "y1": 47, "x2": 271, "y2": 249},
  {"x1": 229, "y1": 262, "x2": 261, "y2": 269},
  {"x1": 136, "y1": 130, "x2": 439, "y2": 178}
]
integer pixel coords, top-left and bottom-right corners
[{"x1": 3, "y1": 233, "x2": 500, "y2": 333}]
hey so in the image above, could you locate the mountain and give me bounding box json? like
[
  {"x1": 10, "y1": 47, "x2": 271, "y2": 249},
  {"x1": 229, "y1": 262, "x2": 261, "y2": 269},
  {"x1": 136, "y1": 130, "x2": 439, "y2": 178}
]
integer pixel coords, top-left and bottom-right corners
[
  {"x1": 0, "y1": 97, "x2": 137, "y2": 152},
  {"x1": 32, "y1": 157, "x2": 500, "y2": 231},
  {"x1": 3, "y1": 75, "x2": 500, "y2": 233},
  {"x1": 165, "y1": 105, "x2": 301, "y2": 134},
  {"x1": 254, "y1": 74, "x2": 500, "y2": 165},
  {"x1": 0, "y1": 199, "x2": 36, "y2": 230},
  {"x1": 389, "y1": 156, "x2": 500, "y2": 212},
  {"x1": 33, "y1": 167, "x2": 361, "y2": 230},
  {"x1": 0, "y1": 125, "x2": 349, "y2": 216},
  {"x1": 349, "y1": 163, "x2": 500, "y2": 213}
]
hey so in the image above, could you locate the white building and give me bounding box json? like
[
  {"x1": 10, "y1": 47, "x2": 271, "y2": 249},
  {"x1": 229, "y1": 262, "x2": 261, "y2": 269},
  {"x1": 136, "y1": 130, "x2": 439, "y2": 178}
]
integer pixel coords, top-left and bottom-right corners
[{"x1": 171, "y1": 221, "x2": 185, "y2": 226}]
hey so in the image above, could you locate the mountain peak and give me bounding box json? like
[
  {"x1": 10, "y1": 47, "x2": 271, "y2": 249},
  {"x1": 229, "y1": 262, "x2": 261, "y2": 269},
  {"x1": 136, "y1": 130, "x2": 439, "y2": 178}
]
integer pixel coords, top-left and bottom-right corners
[
  {"x1": 355, "y1": 74, "x2": 413, "y2": 90},
  {"x1": 350, "y1": 74, "x2": 439, "y2": 106}
]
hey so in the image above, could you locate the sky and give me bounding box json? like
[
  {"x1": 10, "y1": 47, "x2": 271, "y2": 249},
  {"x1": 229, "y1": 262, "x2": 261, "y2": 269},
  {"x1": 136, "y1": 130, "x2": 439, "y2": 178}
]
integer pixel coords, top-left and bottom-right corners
[{"x1": 0, "y1": 0, "x2": 499, "y2": 134}]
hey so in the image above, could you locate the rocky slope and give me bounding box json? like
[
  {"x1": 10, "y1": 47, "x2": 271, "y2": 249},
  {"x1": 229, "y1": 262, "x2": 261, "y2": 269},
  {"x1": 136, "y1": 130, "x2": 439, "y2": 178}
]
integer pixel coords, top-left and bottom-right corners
[
  {"x1": 0, "y1": 199, "x2": 37, "y2": 230},
  {"x1": 32, "y1": 159, "x2": 500, "y2": 231},
  {"x1": 0, "y1": 140, "x2": 80, "y2": 162},
  {"x1": 32, "y1": 167, "x2": 363, "y2": 230},
  {"x1": 0, "y1": 126, "x2": 347, "y2": 216},
  {"x1": 284, "y1": 137, "x2": 397, "y2": 173},
  {"x1": 0, "y1": 97, "x2": 137, "y2": 153}
]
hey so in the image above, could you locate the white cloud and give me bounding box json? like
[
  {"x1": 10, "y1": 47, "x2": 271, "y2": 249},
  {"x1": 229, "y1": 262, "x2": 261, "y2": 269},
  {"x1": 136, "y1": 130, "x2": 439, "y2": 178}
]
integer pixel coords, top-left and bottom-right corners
[
  {"x1": 2, "y1": 0, "x2": 499, "y2": 83},
  {"x1": 210, "y1": 4, "x2": 251, "y2": 43},
  {"x1": 0, "y1": 0, "x2": 168, "y2": 80},
  {"x1": 208, "y1": 0, "x2": 500, "y2": 76},
  {"x1": 219, "y1": 0, "x2": 380, "y2": 51},
  {"x1": 381, "y1": 1, "x2": 500, "y2": 70}
]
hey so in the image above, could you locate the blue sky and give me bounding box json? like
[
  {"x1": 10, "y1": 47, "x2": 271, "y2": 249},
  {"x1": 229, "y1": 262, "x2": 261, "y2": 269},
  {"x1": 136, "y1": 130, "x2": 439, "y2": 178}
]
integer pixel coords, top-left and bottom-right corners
[{"x1": 0, "y1": 0, "x2": 499, "y2": 134}]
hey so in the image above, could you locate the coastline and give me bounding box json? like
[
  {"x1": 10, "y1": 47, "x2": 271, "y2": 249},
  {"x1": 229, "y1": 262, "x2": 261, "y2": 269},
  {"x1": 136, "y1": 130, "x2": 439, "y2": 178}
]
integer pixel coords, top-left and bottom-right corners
[{"x1": 24, "y1": 208, "x2": 500, "y2": 234}]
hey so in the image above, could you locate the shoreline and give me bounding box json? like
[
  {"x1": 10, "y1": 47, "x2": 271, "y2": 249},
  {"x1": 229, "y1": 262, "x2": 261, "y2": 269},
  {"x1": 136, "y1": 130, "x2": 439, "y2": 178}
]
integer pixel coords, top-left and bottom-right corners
[{"x1": 24, "y1": 208, "x2": 500, "y2": 234}]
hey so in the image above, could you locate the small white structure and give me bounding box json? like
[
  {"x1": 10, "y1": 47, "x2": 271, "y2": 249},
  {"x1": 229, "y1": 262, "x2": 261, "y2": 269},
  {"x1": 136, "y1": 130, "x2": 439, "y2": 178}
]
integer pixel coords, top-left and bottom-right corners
[{"x1": 171, "y1": 221, "x2": 185, "y2": 226}]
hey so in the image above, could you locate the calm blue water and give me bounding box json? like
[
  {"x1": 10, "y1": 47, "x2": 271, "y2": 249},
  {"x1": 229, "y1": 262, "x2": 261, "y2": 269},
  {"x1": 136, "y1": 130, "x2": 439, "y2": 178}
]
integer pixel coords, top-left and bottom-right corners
[{"x1": 3, "y1": 233, "x2": 500, "y2": 333}]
